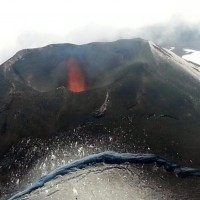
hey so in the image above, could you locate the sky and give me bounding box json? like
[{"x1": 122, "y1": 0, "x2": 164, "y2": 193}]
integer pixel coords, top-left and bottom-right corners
[{"x1": 0, "y1": 0, "x2": 200, "y2": 64}]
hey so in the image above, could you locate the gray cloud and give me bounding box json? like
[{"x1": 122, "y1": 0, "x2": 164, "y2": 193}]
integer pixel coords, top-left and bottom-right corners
[{"x1": 1, "y1": 0, "x2": 200, "y2": 64}]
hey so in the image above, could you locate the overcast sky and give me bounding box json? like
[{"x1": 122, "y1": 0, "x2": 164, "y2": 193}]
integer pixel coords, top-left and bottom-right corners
[{"x1": 0, "y1": 0, "x2": 200, "y2": 64}]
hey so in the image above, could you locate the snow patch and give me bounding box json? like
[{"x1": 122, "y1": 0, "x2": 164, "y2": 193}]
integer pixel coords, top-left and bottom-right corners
[
  {"x1": 149, "y1": 41, "x2": 200, "y2": 81},
  {"x1": 182, "y1": 49, "x2": 200, "y2": 65},
  {"x1": 167, "y1": 47, "x2": 175, "y2": 51}
]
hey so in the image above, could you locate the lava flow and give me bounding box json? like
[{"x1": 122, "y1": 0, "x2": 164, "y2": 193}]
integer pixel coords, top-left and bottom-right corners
[{"x1": 67, "y1": 58, "x2": 86, "y2": 92}]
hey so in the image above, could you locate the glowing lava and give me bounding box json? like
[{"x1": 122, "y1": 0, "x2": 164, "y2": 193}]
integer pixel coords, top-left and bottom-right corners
[{"x1": 67, "y1": 58, "x2": 86, "y2": 92}]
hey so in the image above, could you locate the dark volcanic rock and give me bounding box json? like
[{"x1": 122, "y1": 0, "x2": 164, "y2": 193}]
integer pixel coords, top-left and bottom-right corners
[{"x1": 0, "y1": 38, "x2": 200, "y2": 170}]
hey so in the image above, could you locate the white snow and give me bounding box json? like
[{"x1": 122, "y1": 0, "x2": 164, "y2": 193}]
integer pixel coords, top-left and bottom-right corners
[
  {"x1": 149, "y1": 41, "x2": 200, "y2": 81},
  {"x1": 73, "y1": 187, "x2": 78, "y2": 196},
  {"x1": 169, "y1": 47, "x2": 175, "y2": 51},
  {"x1": 182, "y1": 49, "x2": 200, "y2": 65},
  {"x1": 165, "y1": 47, "x2": 175, "y2": 51},
  {"x1": 51, "y1": 154, "x2": 56, "y2": 160}
]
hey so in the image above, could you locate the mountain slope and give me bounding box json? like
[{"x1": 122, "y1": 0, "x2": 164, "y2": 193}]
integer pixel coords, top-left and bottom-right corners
[{"x1": 0, "y1": 38, "x2": 200, "y2": 168}]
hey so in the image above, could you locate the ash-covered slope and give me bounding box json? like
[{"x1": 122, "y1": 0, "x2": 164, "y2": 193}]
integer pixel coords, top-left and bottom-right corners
[
  {"x1": 0, "y1": 39, "x2": 153, "y2": 92},
  {"x1": 0, "y1": 38, "x2": 200, "y2": 167},
  {"x1": 9, "y1": 151, "x2": 200, "y2": 200}
]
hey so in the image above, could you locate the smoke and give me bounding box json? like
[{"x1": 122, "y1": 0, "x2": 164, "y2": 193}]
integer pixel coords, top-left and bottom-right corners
[
  {"x1": 0, "y1": 0, "x2": 200, "y2": 64},
  {"x1": 136, "y1": 20, "x2": 200, "y2": 49}
]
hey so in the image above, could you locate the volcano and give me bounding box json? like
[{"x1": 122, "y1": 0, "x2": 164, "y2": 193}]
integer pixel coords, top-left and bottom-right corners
[{"x1": 1, "y1": 38, "x2": 200, "y2": 199}]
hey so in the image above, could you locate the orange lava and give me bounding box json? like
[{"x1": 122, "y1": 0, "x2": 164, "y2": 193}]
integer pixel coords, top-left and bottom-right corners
[{"x1": 67, "y1": 58, "x2": 86, "y2": 92}]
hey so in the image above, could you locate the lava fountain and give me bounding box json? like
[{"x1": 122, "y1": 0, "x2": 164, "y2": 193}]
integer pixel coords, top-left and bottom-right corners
[{"x1": 67, "y1": 58, "x2": 86, "y2": 92}]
